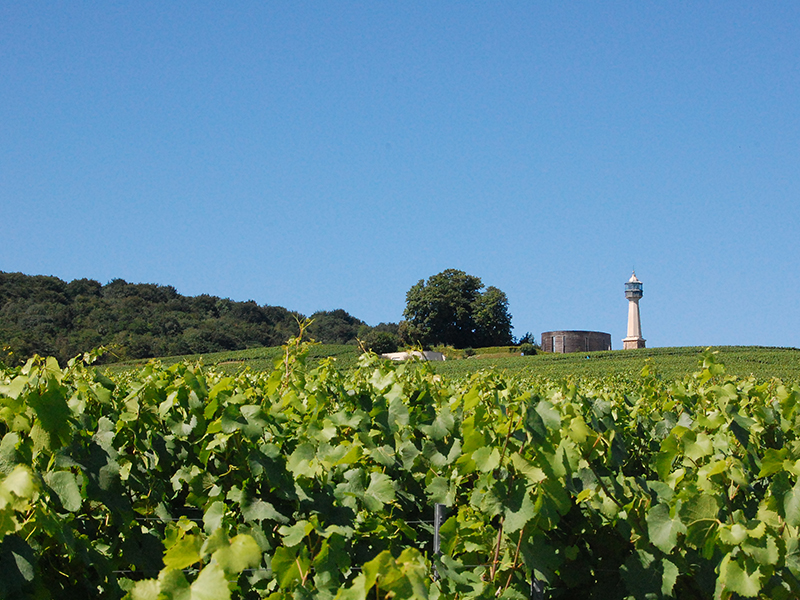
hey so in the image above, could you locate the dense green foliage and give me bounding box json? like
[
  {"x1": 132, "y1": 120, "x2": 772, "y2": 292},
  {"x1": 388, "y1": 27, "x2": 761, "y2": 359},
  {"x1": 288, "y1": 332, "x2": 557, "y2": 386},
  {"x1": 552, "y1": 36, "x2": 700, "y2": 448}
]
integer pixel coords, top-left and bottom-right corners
[
  {"x1": 403, "y1": 270, "x2": 513, "y2": 349},
  {"x1": 3, "y1": 338, "x2": 800, "y2": 598},
  {"x1": 0, "y1": 272, "x2": 395, "y2": 364}
]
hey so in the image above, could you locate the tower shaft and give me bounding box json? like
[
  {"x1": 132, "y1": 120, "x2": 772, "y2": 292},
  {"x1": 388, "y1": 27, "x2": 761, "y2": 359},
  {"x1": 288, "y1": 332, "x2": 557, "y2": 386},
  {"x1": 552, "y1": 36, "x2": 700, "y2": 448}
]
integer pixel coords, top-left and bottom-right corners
[{"x1": 623, "y1": 299, "x2": 645, "y2": 349}]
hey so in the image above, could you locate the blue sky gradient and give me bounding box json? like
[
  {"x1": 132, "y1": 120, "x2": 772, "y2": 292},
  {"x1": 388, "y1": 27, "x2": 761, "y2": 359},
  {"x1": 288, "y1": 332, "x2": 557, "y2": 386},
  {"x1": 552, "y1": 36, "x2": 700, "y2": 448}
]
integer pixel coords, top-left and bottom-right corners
[{"x1": 2, "y1": 3, "x2": 799, "y2": 348}]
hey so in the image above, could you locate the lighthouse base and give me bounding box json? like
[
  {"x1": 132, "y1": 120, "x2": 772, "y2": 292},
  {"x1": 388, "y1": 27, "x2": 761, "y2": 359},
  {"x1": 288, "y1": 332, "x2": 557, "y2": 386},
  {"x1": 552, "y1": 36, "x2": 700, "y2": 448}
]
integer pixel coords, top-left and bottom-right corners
[{"x1": 622, "y1": 337, "x2": 646, "y2": 350}]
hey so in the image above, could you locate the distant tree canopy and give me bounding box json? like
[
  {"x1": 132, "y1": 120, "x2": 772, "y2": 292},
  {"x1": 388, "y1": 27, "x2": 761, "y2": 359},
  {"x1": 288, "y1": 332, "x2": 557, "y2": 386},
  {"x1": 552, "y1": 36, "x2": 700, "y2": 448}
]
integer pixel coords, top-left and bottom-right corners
[
  {"x1": 402, "y1": 269, "x2": 513, "y2": 348},
  {"x1": 307, "y1": 309, "x2": 364, "y2": 345},
  {"x1": 0, "y1": 272, "x2": 392, "y2": 365}
]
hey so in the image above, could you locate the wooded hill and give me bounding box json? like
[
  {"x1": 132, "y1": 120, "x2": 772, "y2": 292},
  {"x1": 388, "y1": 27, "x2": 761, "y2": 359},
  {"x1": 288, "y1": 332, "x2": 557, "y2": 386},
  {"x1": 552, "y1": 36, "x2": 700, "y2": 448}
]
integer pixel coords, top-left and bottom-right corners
[{"x1": 0, "y1": 272, "x2": 390, "y2": 364}]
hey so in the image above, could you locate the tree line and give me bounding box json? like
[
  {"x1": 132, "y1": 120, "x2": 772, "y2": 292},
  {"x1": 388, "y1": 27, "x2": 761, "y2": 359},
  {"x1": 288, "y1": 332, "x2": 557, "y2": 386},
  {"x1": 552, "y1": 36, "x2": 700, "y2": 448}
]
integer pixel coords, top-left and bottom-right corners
[
  {"x1": 0, "y1": 269, "x2": 519, "y2": 365},
  {"x1": 0, "y1": 272, "x2": 399, "y2": 364}
]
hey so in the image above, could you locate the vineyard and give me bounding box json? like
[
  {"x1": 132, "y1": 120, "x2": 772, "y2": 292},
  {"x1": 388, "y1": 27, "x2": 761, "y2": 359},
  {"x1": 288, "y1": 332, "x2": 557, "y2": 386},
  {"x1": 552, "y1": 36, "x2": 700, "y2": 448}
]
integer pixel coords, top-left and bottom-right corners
[
  {"x1": 111, "y1": 344, "x2": 800, "y2": 383},
  {"x1": 2, "y1": 337, "x2": 800, "y2": 598}
]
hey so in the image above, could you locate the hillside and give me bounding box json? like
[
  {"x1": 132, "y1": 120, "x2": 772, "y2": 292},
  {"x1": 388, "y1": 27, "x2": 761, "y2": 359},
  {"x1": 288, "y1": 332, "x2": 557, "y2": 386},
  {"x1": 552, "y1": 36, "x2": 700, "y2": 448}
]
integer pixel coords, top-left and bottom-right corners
[{"x1": 0, "y1": 272, "x2": 388, "y2": 364}]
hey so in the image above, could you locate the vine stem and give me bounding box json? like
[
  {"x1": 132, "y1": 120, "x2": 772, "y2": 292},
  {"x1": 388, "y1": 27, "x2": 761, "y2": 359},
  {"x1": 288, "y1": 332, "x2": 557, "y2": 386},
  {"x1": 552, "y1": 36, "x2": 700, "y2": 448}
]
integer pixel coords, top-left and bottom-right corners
[
  {"x1": 498, "y1": 413, "x2": 524, "y2": 469},
  {"x1": 502, "y1": 530, "x2": 525, "y2": 592},
  {"x1": 489, "y1": 517, "x2": 504, "y2": 582},
  {"x1": 587, "y1": 462, "x2": 624, "y2": 509}
]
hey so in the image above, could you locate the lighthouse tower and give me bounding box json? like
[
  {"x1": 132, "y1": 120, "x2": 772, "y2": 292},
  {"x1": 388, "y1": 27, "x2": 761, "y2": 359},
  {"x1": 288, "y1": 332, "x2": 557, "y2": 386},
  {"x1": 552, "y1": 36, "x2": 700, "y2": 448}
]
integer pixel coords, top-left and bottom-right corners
[{"x1": 623, "y1": 272, "x2": 646, "y2": 349}]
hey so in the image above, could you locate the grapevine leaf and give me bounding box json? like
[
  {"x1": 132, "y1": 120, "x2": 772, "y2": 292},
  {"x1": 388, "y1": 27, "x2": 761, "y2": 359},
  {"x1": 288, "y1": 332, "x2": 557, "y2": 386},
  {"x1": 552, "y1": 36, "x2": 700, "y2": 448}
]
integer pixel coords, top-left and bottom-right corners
[
  {"x1": 426, "y1": 476, "x2": 454, "y2": 504},
  {"x1": 128, "y1": 579, "x2": 160, "y2": 600},
  {"x1": 157, "y1": 570, "x2": 191, "y2": 598},
  {"x1": 190, "y1": 560, "x2": 231, "y2": 600},
  {"x1": 535, "y1": 401, "x2": 561, "y2": 431},
  {"x1": 279, "y1": 520, "x2": 313, "y2": 547},
  {"x1": 419, "y1": 410, "x2": 455, "y2": 440},
  {"x1": 28, "y1": 387, "x2": 72, "y2": 448},
  {"x1": 742, "y1": 536, "x2": 779, "y2": 567},
  {"x1": 621, "y1": 549, "x2": 679, "y2": 598},
  {"x1": 0, "y1": 433, "x2": 21, "y2": 476},
  {"x1": 684, "y1": 431, "x2": 713, "y2": 461},
  {"x1": 1, "y1": 375, "x2": 28, "y2": 400},
  {"x1": 462, "y1": 387, "x2": 481, "y2": 410},
  {"x1": 163, "y1": 534, "x2": 202, "y2": 570},
  {"x1": 524, "y1": 406, "x2": 547, "y2": 442},
  {"x1": 363, "y1": 472, "x2": 395, "y2": 511},
  {"x1": 646, "y1": 503, "x2": 686, "y2": 554},
  {"x1": 719, "y1": 523, "x2": 748, "y2": 546},
  {"x1": 718, "y1": 554, "x2": 763, "y2": 597},
  {"x1": 786, "y1": 536, "x2": 800, "y2": 578},
  {"x1": 387, "y1": 388, "x2": 409, "y2": 432},
  {"x1": 287, "y1": 443, "x2": 318, "y2": 478},
  {"x1": 509, "y1": 453, "x2": 546, "y2": 485},
  {"x1": 271, "y1": 546, "x2": 311, "y2": 589},
  {"x1": 1, "y1": 464, "x2": 35, "y2": 501},
  {"x1": 567, "y1": 416, "x2": 591, "y2": 445},
  {"x1": 240, "y1": 498, "x2": 289, "y2": 524},
  {"x1": 472, "y1": 447, "x2": 500, "y2": 473},
  {"x1": 783, "y1": 480, "x2": 800, "y2": 527},
  {"x1": 729, "y1": 416, "x2": 752, "y2": 448},
  {"x1": 203, "y1": 501, "x2": 225, "y2": 534},
  {"x1": 370, "y1": 370, "x2": 395, "y2": 392},
  {"x1": 758, "y1": 448, "x2": 787, "y2": 478},
  {"x1": 212, "y1": 535, "x2": 262, "y2": 573},
  {"x1": 43, "y1": 471, "x2": 82, "y2": 512},
  {"x1": 680, "y1": 493, "x2": 719, "y2": 556},
  {"x1": 504, "y1": 484, "x2": 535, "y2": 533}
]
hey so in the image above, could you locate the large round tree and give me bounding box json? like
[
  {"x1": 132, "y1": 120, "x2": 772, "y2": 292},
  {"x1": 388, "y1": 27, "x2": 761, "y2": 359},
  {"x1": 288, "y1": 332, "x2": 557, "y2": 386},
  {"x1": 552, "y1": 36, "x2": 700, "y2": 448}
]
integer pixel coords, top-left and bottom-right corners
[{"x1": 402, "y1": 269, "x2": 513, "y2": 348}]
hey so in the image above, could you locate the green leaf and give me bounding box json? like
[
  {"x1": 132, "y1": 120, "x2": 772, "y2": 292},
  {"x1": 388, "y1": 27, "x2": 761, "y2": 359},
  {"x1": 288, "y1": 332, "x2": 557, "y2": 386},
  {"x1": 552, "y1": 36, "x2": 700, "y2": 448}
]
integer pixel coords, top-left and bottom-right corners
[
  {"x1": 129, "y1": 579, "x2": 161, "y2": 600},
  {"x1": 684, "y1": 431, "x2": 713, "y2": 461},
  {"x1": 271, "y1": 546, "x2": 311, "y2": 589},
  {"x1": 1, "y1": 465, "x2": 36, "y2": 501},
  {"x1": 426, "y1": 476, "x2": 454, "y2": 505},
  {"x1": 718, "y1": 554, "x2": 763, "y2": 597},
  {"x1": 680, "y1": 494, "x2": 719, "y2": 555},
  {"x1": 163, "y1": 534, "x2": 202, "y2": 570},
  {"x1": 509, "y1": 453, "x2": 546, "y2": 485},
  {"x1": 621, "y1": 550, "x2": 679, "y2": 598},
  {"x1": 287, "y1": 443, "x2": 318, "y2": 478},
  {"x1": 472, "y1": 446, "x2": 500, "y2": 472},
  {"x1": 719, "y1": 523, "x2": 748, "y2": 546},
  {"x1": 363, "y1": 472, "x2": 395, "y2": 511},
  {"x1": 567, "y1": 416, "x2": 591, "y2": 445},
  {"x1": 43, "y1": 471, "x2": 82, "y2": 512},
  {"x1": 535, "y1": 401, "x2": 561, "y2": 431},
  {"x1": 758, "y1": 448, "x2": 787, "y2": 478},
  {"x1": 462, "y1": 387, "x2": 481, "y2": 411},
  {"x1": 213, "y1": 534, "x2": 262, "y2": 573},
  {"x1": 504, "y1": 485, "x2": 535, "y2": 533},
  {"x1": 241, "y1": 498, "x2": 289, "y2": 524},
  {"x1": 28, "y1": 387, "x2": 72, "y2": 448},
  {"x1": 646, "y1": 503, "x2": 686, "y2": 554},
  {"x1": 742, "y1": 536, "x2": 779, "y2": 567},
  {"x1": 279, "y1": 520, "x2": 313, "y2": 547},
  {"x1": 190, "y1": 560, "x2": 231, "y2": 600},
  {"x1": 784, "y1": 480, "x2": 800, "y2": 527},
  {"x1": 203, "y1": 501, "x2": 225, "y2": 534}
]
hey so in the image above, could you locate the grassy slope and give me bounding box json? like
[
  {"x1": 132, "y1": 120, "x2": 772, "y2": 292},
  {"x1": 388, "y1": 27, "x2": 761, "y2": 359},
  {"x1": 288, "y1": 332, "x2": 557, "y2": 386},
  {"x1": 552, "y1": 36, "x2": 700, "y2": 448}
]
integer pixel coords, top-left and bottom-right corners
[
  {"x1": 108, "y1": 344, "x2": 800, "y2": 383},
  {"x1": 431, "y1": 346, "x2": 800, "y2": 382}
]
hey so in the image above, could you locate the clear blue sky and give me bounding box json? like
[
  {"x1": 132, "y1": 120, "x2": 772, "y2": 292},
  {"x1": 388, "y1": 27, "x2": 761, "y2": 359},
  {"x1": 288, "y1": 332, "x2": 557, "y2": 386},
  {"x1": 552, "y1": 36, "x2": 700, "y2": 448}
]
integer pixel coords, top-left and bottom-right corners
[{"x1": 2, "y1": 3, "x2": 799, "y2": 348}]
